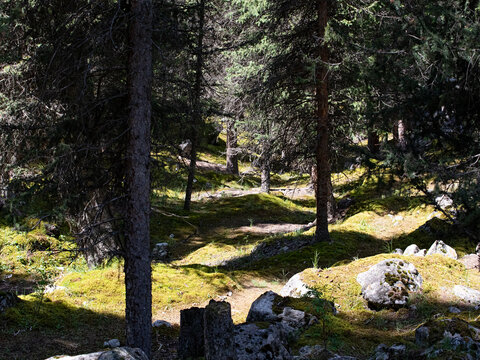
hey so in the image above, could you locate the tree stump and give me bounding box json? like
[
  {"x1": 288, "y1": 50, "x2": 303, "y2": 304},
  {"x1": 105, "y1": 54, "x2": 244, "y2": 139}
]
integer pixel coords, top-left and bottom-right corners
[
  {"x1": 178, "y1": 307, "x2": 205, "y2": 359},
  {"x1": 204, "y1": 300, "x2": 237, "y2": 360}
]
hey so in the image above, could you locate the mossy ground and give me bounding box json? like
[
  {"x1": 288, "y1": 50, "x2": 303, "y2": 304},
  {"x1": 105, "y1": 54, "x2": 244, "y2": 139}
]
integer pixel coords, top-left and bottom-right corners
[{"x1": 1, "y1": 142, "x2": 479, "y2": 359}]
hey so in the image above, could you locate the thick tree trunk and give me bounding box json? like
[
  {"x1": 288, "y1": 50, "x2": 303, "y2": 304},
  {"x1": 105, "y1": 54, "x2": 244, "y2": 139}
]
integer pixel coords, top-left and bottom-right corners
[
  {"x1": 125, "y1": 0, "x2": 153, "y2": 357},
  {"x1": 314, "y1": 0, "x2": 330, "y2": 242},
  {"x1": 226, "y1": 119, "x2": 239, "y2": 175},
  {"x1": 184, "y1": 0, "x2": 205, "y2": 211}
]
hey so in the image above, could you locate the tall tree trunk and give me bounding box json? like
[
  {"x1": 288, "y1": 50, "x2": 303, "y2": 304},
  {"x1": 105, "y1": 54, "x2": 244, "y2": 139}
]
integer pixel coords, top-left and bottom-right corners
[
  {"x1": 311, "y1": 164, "x2": 336, "y2": 220},
  {"x1": 125, "y1": 0, "x2": 152, "y2": 357},
  {"x1": 226, "y1": 118, "x2": 239, "y2": 175},
  {"x1": 314, "y1": 0, "x2": 330, "y2": 242},
  {"x1": 184, "y1": 0, "x2": 205, "y2": 211}
]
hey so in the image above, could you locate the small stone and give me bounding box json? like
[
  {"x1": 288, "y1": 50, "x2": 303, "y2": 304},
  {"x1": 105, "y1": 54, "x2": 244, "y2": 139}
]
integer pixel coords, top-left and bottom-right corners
[
  {"x1": 226, "y1": 291, "x2": 232, "y2": 297},
  {"x1": 393, "y1": 248, "x2": 403, "y2": 255},
  {"x1": 448, "y1": 306, "x2": 461, "y2": 314},
  {"x1": 103, "y1": 339, "x2": 120, "y2": 348},
  {"x1": 152, "y1": 320, "x2": 172, "y2": 328}
]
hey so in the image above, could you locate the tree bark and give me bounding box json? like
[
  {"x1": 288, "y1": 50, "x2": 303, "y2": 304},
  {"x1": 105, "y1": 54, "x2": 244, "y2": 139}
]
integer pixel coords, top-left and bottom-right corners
[
  {"x1": 314, "y1": 0, "x2": 330, "y2": 242},
  {"x1": 367, "y1": 130, "x2": 380, "y2": 154},
  {"x1": 184, "y1": 0, "x2": 205, "y2": 211},
  {"x1": 260, "y1": 161, "x2": 271, "y2": 193},
  {"x1": 393, "y1": 119, "x2": 407, "y2": 151},
  {"x1": 125, "y1": 0, "x2": 153, "y2": 357},
  {"x1": 226, "y1": 119, "x2": 239, "y2": 175}
]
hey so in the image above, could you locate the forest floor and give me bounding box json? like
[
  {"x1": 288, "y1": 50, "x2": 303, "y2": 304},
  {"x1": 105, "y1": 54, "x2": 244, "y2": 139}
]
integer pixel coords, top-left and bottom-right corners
[{"x1": 1, "y1": 139, "x2": 480, "y2": 360}]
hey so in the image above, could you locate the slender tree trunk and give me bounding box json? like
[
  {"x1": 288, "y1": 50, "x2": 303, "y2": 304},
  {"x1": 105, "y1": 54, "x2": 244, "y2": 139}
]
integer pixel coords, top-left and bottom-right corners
[
  {"x1": 184, "y1": 0, "x2": 205, "y2": 211},
  {"x1": 393, "y1": 119, "x2": 407, "y2": 151},
  {"x1": 260, "y1": 161, "x2": 271, "y2": 193},
  {"x1": 226, "y1": 119, "x2": 239, "y2": 175},
  {"x1": 367, "y1": 130, "x2": 380, "y2": 154},
  {"x1": 125, "y1": 0, "x2": 152, "y2": 357},
  {"x1": 314, "y1": 0, "x2": 330, "y2": 242}
]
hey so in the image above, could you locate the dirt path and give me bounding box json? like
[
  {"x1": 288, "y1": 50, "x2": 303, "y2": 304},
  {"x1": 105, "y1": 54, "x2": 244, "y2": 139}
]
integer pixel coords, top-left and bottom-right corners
[
  {"x1": 194, "y1": 185, "x2": 314, "y2": 201},
  {"x1": 152, "y1": 280, "x2": 284, "y2": 325}
]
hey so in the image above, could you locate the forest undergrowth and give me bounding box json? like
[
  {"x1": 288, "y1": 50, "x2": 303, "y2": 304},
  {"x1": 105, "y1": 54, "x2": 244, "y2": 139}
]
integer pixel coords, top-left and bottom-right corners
[{"x1": 1, "y1": 140, "x2": 479, "y2": 360}]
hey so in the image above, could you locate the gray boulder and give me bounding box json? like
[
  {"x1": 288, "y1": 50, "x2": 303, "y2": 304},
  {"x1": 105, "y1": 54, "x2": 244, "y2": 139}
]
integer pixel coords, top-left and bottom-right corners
[
  {"x1": 44, "y1": 347, "x2": 148, "y2": 360},
  {"x1": 435, "y1": 194, "x2": 453, "y2": 209},
  {"x1": 370, "y1": 344, "x2": 406, "y2": 360},
  {"x1": 0, "y1": 291, "x2": 20, "y2": 313},
  {"x1": 459, "y1": 254, "x2": 480, "y2": 270},
  {"x1": 426, "y1": 240, "x2": 457, "y2": 259},
  {"x1": 280, "y1": 273, "x2": 311, "y2": 298},
  {"x1": 415, "y1": 326, "x2": 429, "y2": 347},
  {"x1": 403, "y1": 244, "x2": 420, "y2": 256},
  {"x1": 453, "y1": 285, "x2": 480, "y2": 305},
  {"x1": 294, "y1": 345, "x2": 357, "y2": 359},
  {"x1": 246, "y1": 291, "x2": 280, "y2": 322},
  {"x1": 234, "y1": 323, "x2": 292, "y2": 360},
  {"x1": 103, "y1": 339, "x2": 120, "y2": 348},
  {"x1": 152, "y1": 242, "x2": 168, "y2": 261},
  {"x1": 357, "y1": 259, "x2": 422, "y2": 310}
]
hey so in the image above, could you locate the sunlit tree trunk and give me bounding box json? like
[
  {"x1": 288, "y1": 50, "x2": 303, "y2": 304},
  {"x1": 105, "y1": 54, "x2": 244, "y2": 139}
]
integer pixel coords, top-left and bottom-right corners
[
  {"x1": 125, "y1": 0, "x2": 153, "y2": 357},
  {"x1": 393, "y1": 119, "x2": 407, "y2": 151},
  {"x1": 226, "y1": 118, "x2": 239, "y2": 175},
  {"x1": 314, "y1": 0, "x2": 330, "y2": 242}
]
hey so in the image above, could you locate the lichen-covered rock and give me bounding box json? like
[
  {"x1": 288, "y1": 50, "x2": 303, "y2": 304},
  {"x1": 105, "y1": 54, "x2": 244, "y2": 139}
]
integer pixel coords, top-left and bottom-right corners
[
  {"x1": 426, "y1": 240, "x2": 457, "y2": 259},
  {"x1": 413, "y1": 318, "x2": 480, "y2": 359},
  {"x1": 357, "y1": 259, "x2": 422, "y2": 310},
  {"x1": 234, "y1": 323, "x2": 292, "y2": 360},
  {"x1": 0, "y1": 291, "x2": 20, "y2": 313},
  {"x1": 293, "y1": 345, "x2": 357, "y2": 359},
  {"x1": 369, "y1": 344, "x2": 406, "y2": 360},
  {"x1": 415, "y1": 326, "x2": 429, "y2": 347},
  {"x1": 453, "y1": 285, "x2": 480, "y2": 305},
  {"x1": 280, "y1": 273, "x2": 312, "y2": 298},
  {"x1": 44, "y1": 347, "x2": 148, "y2": 360}
]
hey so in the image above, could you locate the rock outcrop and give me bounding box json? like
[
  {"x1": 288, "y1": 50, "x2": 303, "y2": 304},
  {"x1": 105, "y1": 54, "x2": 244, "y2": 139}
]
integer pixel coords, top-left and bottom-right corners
[
  {"x1": 45, "y1": 347, "x2": 148, "y2": 360},
  {"x1": 357, "y1": 259, "x2": 422, "y2": 310}
]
